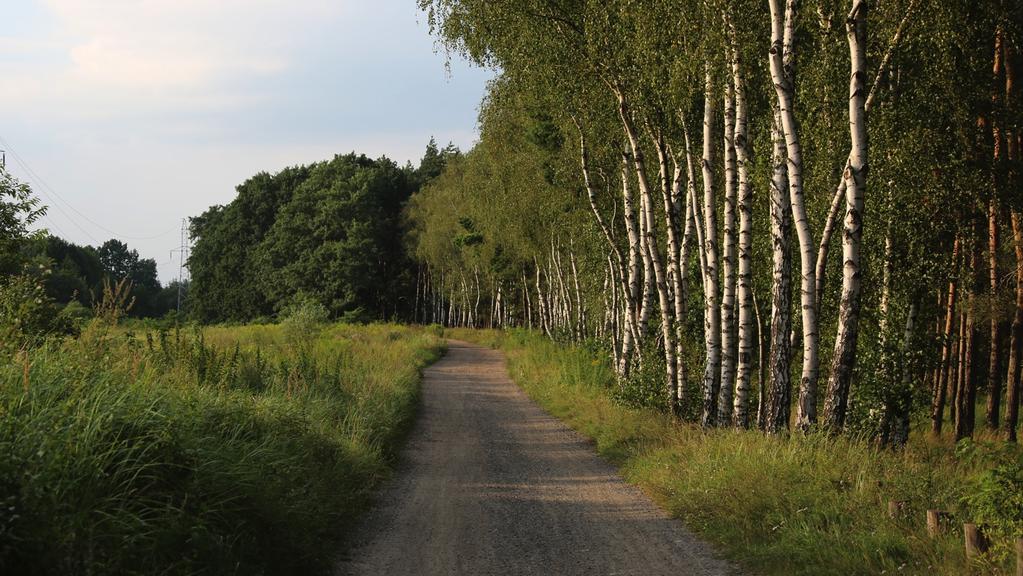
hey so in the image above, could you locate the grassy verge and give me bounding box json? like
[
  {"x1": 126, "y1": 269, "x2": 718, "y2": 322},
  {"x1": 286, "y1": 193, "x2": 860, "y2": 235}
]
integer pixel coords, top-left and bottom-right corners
[
  {"x1": 449, "y1": 328, "x2": 1021, "y2": 576},
  {"x1": 0, "y1": 322, "x2": 442, "y2": 575}
]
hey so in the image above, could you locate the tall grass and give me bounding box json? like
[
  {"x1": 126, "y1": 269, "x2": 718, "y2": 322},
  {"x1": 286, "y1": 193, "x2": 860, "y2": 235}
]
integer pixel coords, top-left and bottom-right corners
[
  {"x1": 451, "y1": 328, "x2": 1021, "y2": 576},
  {"x1": 0, "y1": 322, "x2": 442, "y2": 575}
]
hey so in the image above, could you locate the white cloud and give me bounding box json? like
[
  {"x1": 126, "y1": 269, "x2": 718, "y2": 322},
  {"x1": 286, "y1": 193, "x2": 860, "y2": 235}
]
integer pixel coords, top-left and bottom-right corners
[{"x1": 0, "y1": 0, "x2": 349, "y2": 116}]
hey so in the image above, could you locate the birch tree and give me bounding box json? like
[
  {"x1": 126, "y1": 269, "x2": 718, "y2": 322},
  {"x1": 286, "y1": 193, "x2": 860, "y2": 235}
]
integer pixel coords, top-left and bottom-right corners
[
  {"x1": 767, "y1": 0, "x2": 819, "y2": 430},
  {"x1": 822, "y1": 0, "x2": 868, "y2": 432}
]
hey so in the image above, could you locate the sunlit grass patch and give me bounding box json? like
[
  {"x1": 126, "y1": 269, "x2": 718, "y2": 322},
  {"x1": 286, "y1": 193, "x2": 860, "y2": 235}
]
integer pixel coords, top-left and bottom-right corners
[
  {"x1": 452, "y1": 328, "x2": 1018, "y2": 576},
  {"x1": 0, "y1": 322, "x2": 442, "y2": 575}
]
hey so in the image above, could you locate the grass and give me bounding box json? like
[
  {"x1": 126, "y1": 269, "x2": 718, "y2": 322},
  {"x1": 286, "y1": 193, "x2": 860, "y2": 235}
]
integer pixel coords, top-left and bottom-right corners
[
  {"x1": 449, "y1": 328, "x2": 1022, "y2": 576},
  {"x1": 0, "y1": 321, "x2": 443, "y2": 575}
]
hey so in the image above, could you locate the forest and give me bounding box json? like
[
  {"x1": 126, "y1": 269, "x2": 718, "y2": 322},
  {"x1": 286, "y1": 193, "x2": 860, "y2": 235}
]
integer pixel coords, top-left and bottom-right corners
[
  {"x1": 186, "y1": 148, "x2": 456, "y2": 323},
  {"x1": 404, "y1": 0, "x2": 1023, "y2": 447}
]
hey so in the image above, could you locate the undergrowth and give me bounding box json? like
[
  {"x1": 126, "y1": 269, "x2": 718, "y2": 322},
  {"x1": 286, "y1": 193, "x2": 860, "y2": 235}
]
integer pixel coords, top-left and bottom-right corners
[
  {"x1": 450, "y1": 328, "x2": 1021, "y2": 576},
  {"x1": 0, "y1": 322, "x2": 442, "y2": 575}
]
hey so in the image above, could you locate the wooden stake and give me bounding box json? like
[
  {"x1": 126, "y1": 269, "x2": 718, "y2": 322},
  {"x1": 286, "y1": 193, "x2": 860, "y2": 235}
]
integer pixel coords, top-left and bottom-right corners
[
  {"x1": 887, "y1": 500, "x2": 908, "y2": 519},
  {"x1": 964, "y1": 523, "x2": 988, "y2": 558},
  {"x1": 1016, "y1": 537, "x2": 1022, "y2": 576},
  {"x1": 927, "y1": 509, "x2": 946, "y2": 537}
]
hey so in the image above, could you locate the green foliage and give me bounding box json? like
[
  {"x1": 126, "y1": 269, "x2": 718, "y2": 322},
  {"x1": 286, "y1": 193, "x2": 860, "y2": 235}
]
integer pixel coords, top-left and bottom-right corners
[
  {"x1": 0, "y1": 168, "x2": 46, "y2": 278},
  {"x1": 0, "y1": 272, "x2": 73, "y2": 352},
  {"x1": 21, "y1": 235, "x2": 176, "y2": 320},
  {"x1": 612, "y1": 338, "x2": 669, "y2": 410},
  {"x1": 189, "y1": 152, "x2": 430, "y2": 323},
  {"x1": 279, "y1": 293, "x2": 330, "y2": 344},
  {"x1": 963, "y1": 447, "x2": 1023, "y2": 564},
  {"x1": 0, "y1": 323, "x2": 442, "y2": 575}
]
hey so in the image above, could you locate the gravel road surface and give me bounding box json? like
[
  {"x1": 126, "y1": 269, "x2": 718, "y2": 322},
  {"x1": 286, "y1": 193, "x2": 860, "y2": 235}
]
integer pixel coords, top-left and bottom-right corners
[{"x1": 336, "y1": 340, "x2": 736, "y2": 576}]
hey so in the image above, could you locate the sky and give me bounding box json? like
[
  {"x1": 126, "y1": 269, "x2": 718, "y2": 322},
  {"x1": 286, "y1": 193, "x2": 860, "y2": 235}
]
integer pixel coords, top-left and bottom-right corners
[{"x1": 0, "y1": 0, "x2": 493, "y2": 282}]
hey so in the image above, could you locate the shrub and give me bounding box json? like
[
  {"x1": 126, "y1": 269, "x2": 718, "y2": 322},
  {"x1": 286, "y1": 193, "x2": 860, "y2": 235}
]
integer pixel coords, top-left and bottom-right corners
[
  {"x1": 0, "y1": 273, "x2": 72, "y2": 352},
  {"x1": 279, "y1": 294, "x2": 330, "y2": 344},
  {"x1": 966, "y1": 456, "x2": 1023, "y2": 563}
]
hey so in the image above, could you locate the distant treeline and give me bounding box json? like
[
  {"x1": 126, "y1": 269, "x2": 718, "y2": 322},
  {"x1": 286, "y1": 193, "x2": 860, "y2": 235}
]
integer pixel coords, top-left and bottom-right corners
[
  {"x1": 186, "y1": 144, "x2": 456, "y2": 324},
  {"x1": 25, "y1": 236, "x2": 184, "y2": 319}
]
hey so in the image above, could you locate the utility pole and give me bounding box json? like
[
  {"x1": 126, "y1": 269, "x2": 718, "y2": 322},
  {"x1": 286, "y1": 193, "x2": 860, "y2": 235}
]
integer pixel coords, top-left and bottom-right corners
[{"x1": 1, "y1": 150, "x2": 6, "y2": 169}]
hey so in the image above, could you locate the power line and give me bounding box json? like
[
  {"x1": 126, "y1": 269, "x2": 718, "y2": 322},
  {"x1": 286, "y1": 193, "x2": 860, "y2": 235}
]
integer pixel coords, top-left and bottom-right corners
[
  {"x1": 0, "y1": 135, "x2": 178, "y2": 242},
  {"x1": 3, "y1": 149, "x2": 104, "y2": 245}
]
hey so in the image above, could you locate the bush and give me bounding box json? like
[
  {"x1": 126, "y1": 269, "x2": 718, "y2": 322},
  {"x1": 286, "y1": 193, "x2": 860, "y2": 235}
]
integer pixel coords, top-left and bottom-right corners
[
  {"x1": 966, "y1": 455, "x2": 1023, "y2": 564},
  {"x1": 279, "y1": 294, "x2": 330, "y2": 344},
  {"x1": 0, "y1": 273, "x2": 73, "y2": 352}
]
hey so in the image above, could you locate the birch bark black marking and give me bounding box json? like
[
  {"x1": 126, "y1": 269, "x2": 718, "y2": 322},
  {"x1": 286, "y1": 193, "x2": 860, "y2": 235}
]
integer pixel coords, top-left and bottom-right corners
[
  {"x1": 767, "y1": 103, "x2": 793, "y2": 434},
  {"x1": 822, "y1": 0, "x2": 868, "y2": 432},
  {"x1": 718, "y1": 55, "x2": 739, "y2": 427},
  {"x1": 768, "y1": 0, "x2": 819, "y2": 431},
  {"x1": 727, "y1": 15, "x2": 755, "y2": 428},
  {"x1": 700, "y1": 67, "x2": 723, "y2": 428}
]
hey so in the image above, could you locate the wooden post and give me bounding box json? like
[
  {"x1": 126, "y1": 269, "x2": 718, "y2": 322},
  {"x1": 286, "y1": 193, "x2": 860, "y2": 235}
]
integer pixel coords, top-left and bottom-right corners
[
  {"x1": 964, "y1": 523, "x2": 988, "y2": 558},
  {"x1": 1016, "y1": 537, "x2": 1022, "y2": 576},
  {"x1": 927, "y1": 509, "x2": 945, "y2": 537},
  {"x1": 888, "y1": 500, "x2": 908, "y2": 519}
]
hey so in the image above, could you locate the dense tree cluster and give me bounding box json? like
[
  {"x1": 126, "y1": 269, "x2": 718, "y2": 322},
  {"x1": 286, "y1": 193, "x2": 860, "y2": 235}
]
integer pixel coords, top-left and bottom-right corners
[
  {"x1": 408, "y1": 0, "x2": 1023, "y2": 444},
  {"x1": 27, "y1": 237, "x2": 178, "y2": 319},
  {"x1": 188, "y1": 150, "x2": 454, "y2": 323}
]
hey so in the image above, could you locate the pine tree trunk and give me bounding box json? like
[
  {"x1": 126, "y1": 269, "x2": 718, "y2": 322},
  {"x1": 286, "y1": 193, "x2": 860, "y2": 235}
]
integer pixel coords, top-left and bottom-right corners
[
  {"x1": 952, "y1": 308, "x2": 966, "y2": 427},
  {"x1": 987, "y1": 199, "x2": 1002, "y2": 429},
  {"x1": 932, "y1": 237, "x2": 960, "y2": 435},
  {"x1": 767, "y1": 103, "x2": 793, "y2": 434},
  {"x1": 1004, "y1": 43, "x2": 1022, "y2": 443},
  {"x1": 987, "y1": 29, "x2": 1005, "y2": 430},
  {"x1": 823, "y1": 0, "x2": 868, "y2": 433},
  {"x1": 700, "y1": 67, "x2": 723, "y2": 428},
  {"x1": 769, "y1": 0, "x2": 820, "y2": 431},
  {"x1": 1007, "y1": 209, "x2": 1023, "y2": 442},
  {"x1": 956, "y1": 224, "x2": 983, "y2": 441}
]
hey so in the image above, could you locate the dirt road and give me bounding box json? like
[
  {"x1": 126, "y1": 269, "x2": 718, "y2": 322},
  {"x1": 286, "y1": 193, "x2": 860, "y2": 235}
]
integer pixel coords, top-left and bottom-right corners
[{"x1": 336, "y1": 340, "x2": 736, "y2": 576}]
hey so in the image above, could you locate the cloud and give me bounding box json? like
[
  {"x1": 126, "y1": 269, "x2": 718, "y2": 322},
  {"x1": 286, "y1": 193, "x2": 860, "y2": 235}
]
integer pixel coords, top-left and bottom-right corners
[{"x1": 1, "y1": 0, "x2": 350, "y2": 116}]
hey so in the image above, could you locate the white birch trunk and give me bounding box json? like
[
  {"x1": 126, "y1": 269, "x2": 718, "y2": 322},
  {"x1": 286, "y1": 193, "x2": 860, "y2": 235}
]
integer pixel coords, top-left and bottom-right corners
[
  {"x1": 730, "y1": 19, "x2": 755, "y2": 427},
  {"x1": 654, "y1": 129, "x2": 689, "y2": 413},
  {"x1": 570, "y1": 246, "x2": 584, "y2": 339},
  {"x1": 767, "y1": 103, "x2": 794, "y2": 434},
  {"x1": 815, "y1": 0, "x2": 919, "y2": 316},
  {"x1": 638, "y1": 192, "x2": 655, "y2": 336},
  {"x1": 700, "y1": 67, "x2": 723, "y2": 428},
  {"x1": 619, "y1": 153, "x2": 644, "y2": 377},
  {"x1": 768, "y1": 0, "x2": 819, "y2": 430},
  {"x1": 823, "y1": 0, "x2": 868, "y2": 431},
  {"x1": 718, "y1": 64, "x2": 739, "y2": 426},
  {"x1": 675, "y1": 156, "x2": 695, "y2": 408}
]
